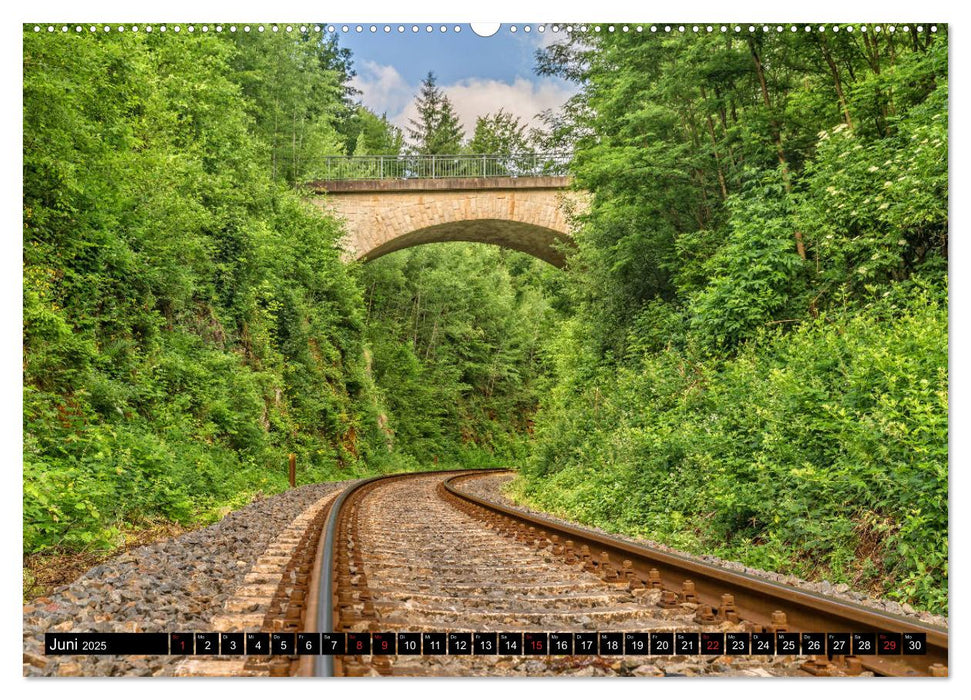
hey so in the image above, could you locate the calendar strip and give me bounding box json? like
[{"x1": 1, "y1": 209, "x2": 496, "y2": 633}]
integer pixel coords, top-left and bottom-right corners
[{"x1": 44, "y1": 631, "x2": 927, "y2": 657}]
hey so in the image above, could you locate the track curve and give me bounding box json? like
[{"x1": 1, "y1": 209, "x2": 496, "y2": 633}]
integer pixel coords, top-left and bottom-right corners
[{"x1": 304, "y1": 469, "x2": 946, "y2": 677}]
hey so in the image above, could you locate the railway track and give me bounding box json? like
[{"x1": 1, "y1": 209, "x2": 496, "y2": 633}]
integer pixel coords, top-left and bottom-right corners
[{"x1": 259, "y1": 469, "x2": 947, "y2": 678}]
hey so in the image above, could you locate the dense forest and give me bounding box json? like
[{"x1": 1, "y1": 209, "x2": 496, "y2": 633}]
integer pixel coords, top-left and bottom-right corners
[
  {"x1": 515, "y1": 25, "x2": 948, "y2": 613},
  {"x1": 23, "y1": 29, "x2": 554, "y2": 561},
  {"x1": 23, "y1": 25, "x2": 947, "y2": 613}
]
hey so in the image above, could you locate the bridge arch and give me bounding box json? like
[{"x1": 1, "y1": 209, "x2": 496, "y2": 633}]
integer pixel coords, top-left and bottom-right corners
[{"x1": 309, "y1": 175, "x2": 584, "y2": 267}]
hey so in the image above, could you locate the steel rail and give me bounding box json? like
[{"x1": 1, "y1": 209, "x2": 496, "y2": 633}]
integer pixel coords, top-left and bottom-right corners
[
  {"x1": 442, "y1": 472, "x2": 948, "y2": 677},
  {"x1": 306, "y1": 468, "x2": 946, "y2": 677},
  {"x1": 312, "y1": 468, "x2": 507, "y2": 677}
]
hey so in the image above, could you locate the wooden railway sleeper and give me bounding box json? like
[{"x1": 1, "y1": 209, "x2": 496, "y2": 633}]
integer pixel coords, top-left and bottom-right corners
[
  {"x1": 842, "y1": 656, "x2": 864, "y2": 676},
  {"x1": 267, "y1": 657, "x2": 290, "y2": 676},
  {"x1": 801, "y1": 655, "x2": 838, "y2": 676}
]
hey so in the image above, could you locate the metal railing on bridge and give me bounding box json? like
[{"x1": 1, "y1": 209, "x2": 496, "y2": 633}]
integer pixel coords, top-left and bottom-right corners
[{"x1": 318, "y1": 153, "x2": 571, "y2": 181}]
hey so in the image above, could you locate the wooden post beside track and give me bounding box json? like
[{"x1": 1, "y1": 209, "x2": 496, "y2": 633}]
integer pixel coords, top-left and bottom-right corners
[{"x1": 289, "y1": 453, "x2": 296, "y2": 488}]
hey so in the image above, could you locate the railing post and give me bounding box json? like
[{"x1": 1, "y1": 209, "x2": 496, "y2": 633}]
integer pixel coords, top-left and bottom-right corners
[{"x1": 319, "y1": 152, "x2": 568, "y2": 181}]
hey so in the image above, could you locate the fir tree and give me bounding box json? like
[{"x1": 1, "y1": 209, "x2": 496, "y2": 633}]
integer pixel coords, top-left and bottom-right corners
[{"x1": 407, "y1": 72, "x2": 465, "y2": 154}]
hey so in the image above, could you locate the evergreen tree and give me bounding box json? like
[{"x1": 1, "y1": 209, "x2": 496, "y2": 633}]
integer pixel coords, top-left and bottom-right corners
[{"x1": 407, "y1": 72, "x2": 465, "y2": 154}]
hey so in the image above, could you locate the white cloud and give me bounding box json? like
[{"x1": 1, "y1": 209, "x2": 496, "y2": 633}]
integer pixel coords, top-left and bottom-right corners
[
  {"x1": 350, "y1": 61, "x2": 414, "y2": 119},
  {"x1": 535, "y1": 26, "x2": 571, "y2": 49},
  {"x1": 416, "y1": 77, "x2": 575, "y2": 137},
  {"x1": 351, "y1": 63, "x2": 578, "y2": 145}
]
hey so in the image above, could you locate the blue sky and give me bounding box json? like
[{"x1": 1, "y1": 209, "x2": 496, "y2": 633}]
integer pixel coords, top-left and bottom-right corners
[
  {"x1": 337, "y1": 25, "x2": 545, "y2": 85},
  {"x1": 328, "y1": 24, "x2": 577, "y2": 138}
]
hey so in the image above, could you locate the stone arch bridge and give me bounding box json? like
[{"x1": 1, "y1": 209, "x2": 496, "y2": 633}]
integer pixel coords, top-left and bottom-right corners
[{"x1": 307, "y1": 154, "x2": 586, "y2": 267}]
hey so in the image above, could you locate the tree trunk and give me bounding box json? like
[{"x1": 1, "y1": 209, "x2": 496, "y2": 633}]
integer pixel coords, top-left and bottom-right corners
[
  {"x1": 818, "y1": 36, "x2": 854, "y2": 129},
  {"x1": 424, "y1": 308, "x2": 447, "y2": 361},
  {"x1": 411, "y1": 289, "x2": 422, "y2": 349},
  {"x1": 886, "y1": 28, "x2": 898, "y2": 65},
  {"x1": 911, "y1": 28, "x2": 923, "y2": 53},
  {"x1": 862, "y1": 31, "x2": 882, "y2": 73},
  {"x1": 291, "y1": 109, "x2": 299, "y2": 182},
  {"x1": 700, "y1": 86, "x2": 729, "y2": 199},
  {"x1": 271, "y1": 99, "x2": 280, "y2": 180},
  {"x1": 748, "y1": 37, "x2": 806, "y2": 260}
]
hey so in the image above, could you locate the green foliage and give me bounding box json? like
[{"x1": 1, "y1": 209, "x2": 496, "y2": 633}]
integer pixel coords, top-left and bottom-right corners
[
  {"x1": 541, "y1": 24, "x2": 947, "y2": 357},
  {"x1": 689, "y1": 181, "x2": 808, "y2": 349},
  {"x1": 23, "y1": 24, "x2": 948, "y2": 620},
  {"x1": 521, "y1": 25, "x2": 948, "y2": 613},
  {"x1": 796, "y1": 79, "x2": 948, "y2": 308},
  {"x1": 350, "y1": 107, "x2": 404, "y2": 156},
  {"x1": 23, "y1": 28, "x2": 388, "y2": 553},
  {"x1": 469, "y1": 109, "x2": 531, "y2": 154},
  {"x1": 231, "y1": 30, "x2": 351, "y2": 182},
  {"x1": 518, "y1": 277, "x2": 947, "y2": 612},
  {"x1": 407, "y1": 72, "x2": 465, "y2": 154},
  {"x1": 360, "y1": 244, "x2": 561, "y2": 464}
]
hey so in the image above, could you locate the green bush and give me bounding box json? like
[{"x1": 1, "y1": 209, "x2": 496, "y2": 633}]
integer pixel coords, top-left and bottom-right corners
[
  {"x1": 22, "y1": 30, "x2": 387, "y2": 554},
  {"x1": 517, "y1": 276, "x2": 947, "y2": 612}
]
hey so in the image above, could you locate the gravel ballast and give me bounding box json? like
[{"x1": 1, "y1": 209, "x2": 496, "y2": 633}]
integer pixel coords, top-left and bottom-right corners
[
  {"x1": 456, "y1": 473, "x2": 948, "y2": 629},
  {"x1": 23, "y1": 480, "x2": 356, "y2": 677},
  {"x1": 23, "y1": 470, "x2": 945, "y2": 677}
]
